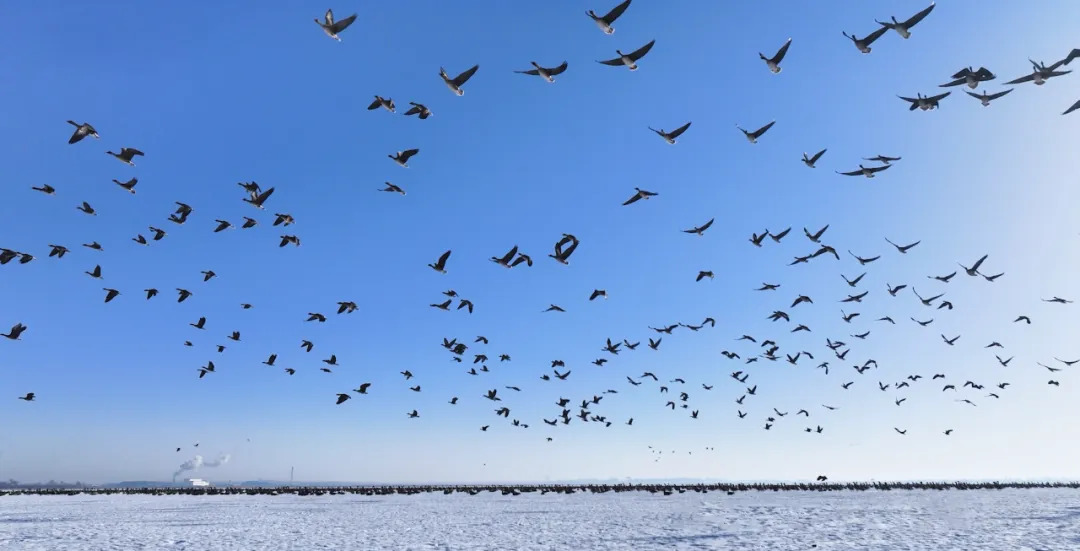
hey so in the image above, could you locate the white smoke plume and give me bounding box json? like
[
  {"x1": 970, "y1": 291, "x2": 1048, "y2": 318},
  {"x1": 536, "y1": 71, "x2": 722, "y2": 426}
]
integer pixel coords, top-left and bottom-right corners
[{"x1": 173, "y1": 454, "x2": 231, "y2": 481}]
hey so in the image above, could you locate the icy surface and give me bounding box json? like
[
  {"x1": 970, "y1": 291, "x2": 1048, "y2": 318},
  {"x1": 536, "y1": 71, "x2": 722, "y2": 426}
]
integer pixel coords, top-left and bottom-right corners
[{"x1": 0, "y1": 489, "x2": 1076, "y2": 550}]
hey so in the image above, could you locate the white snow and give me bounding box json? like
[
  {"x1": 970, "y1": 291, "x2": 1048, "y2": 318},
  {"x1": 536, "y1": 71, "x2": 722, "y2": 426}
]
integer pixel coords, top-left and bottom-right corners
[{"x1": 0, "y1": 489, "x2": 1075, "y2": 550}]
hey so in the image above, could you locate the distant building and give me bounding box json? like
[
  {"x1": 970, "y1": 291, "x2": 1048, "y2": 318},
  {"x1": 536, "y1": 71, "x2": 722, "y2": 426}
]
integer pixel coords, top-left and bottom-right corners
[{"x1": 188, "y1": 478, "x2": 210, "y2": 487}]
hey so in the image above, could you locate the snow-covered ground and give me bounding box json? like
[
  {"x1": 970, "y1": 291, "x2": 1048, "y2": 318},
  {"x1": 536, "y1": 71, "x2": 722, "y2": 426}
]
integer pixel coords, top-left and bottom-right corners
[{"x1": 0, "y1": 489, "x2": 1075, "y2": 550}]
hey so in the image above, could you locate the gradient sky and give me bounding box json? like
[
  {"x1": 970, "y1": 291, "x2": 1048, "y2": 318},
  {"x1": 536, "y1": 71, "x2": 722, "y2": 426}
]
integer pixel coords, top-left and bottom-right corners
[{"x1": 1, "y1": 1, "x2": 1079, "y2": 485}]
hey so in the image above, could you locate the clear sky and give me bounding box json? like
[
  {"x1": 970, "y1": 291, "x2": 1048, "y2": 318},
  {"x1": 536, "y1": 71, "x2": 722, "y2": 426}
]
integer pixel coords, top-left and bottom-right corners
[{"x1": 1, "y1": 1, "x2": 1079, "y2": 485}]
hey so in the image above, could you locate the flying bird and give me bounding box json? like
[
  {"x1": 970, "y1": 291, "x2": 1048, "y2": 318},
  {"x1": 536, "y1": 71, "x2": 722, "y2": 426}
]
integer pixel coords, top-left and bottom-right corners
[
  {"x1": 842, "y1": 26, "x2": 889, "y2": 54},
  {"x1": 875, "y1": 2, "x2": 936, "y2": 39},
  {"x1": 586, "y1": 0, "x2": 632, "y2": 34},
  {"x1": 315, "y1": 9, "x2": 357, "y2": 41},
  {"x1": 66, "y1": 120, "x2": 99, "y2": 144},
  {"x1": 801, "y1": 149, "x2": 826, "y2": 168},
  {"x1": 389, "y1": 149, "x2": 420, "y2": 167},
  {"x1": 622, "y1": 187, "x2": 657, "y2": 205},
  {"x1": 106, "y1": 147, "x2": 144, "y2": 166},
  {"x1": 736, "y1": 121, "x2": 775, "y2": 144},
  {"x1": 515, "y1": 61, "x2": 569, "y2": 83},
  {"x1": 760, "y1": 38, "x2": 792, "y2": 73},
  {"x1": 439, "y1": 65, "x2": 479, "y2": 96},
  {"x1": 966, "y1": 88, "x2": 1013, "y2": 106},
  {"x1": 597, "y1": 39, "x2": 655, "y2": 71},
  {"x1": 428, "y1": 250, "x2": 452, "y2": 273},
  {"x1": 648, "y1": 121, "x2": 692, "y2": 145}
]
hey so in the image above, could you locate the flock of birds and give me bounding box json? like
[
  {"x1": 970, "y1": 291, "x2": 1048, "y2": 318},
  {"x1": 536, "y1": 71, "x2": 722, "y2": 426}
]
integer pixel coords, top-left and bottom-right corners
[{"x1": 4, "y1": 2, "x2": 1079, "y2": 470}]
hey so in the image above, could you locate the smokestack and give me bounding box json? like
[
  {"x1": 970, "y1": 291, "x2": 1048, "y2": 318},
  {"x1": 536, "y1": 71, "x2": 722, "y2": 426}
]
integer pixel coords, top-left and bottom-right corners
[
  {"x1": 172, "y1": 454, "x2": 231, "y2": 482},
  {"x1": 290, "y1": 466, "x2": 294, "y2": 483}
]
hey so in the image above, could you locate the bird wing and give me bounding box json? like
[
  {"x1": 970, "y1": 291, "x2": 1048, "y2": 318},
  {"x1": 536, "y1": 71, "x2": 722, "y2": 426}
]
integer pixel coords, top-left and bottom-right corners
[
  {"x1": 837, "y1": 169, "x2": 862, "y2": 176},
  {"x1": 597, "y1": 56, "x2": 626, "y2": 66},
  {"x1": 515, "y1": 69, "x2": 541, "y2": 76},
  {"x1": 753, "y1": 120, "x2": 776, "y2": 136},
  {"x1": 1005, "y1": 73, "x2": 1035, "y2": 84},
  {"x1": 367, "y1": 98, "x2": 382, "y2": 110},
  {"x1": 810, "y1": 149, "x2": 826, "y2": 163},
  {"x1": 627, "y1": 39, "x2": 656, "y2": 61},
  {"x1": 452, "y1": 64, "x2": 479, "y2": 86},
  {"x1": 902, "y1": 2, "x2": 935, "y2": 28},
  {"x1": 668, "y1": 121, "x2": 692, "y2": 138},
  {"x1": 772, "y1": 38, "x2": 792, "y2": 62},
  {"x1": 927, "y1": 91, "x2": 951, "y2": 102},
  {"x1": 401, "y1": 148, "x2": 419, "y2": 161},
  {"x1": 950, "y1": 67, "x2": 973, "y2": 79},
  {"x1": 331, "y1": 13, "x2": 357, "y2": 33},
  {"x1": 867, "y1": 164, "x2": 891, "y2": 173},
  {"x1": 600, "y1": 0, "x2": 632, "y2": 23},
  {"x1": 863, "y1": 25, "x2": 890, "y2": 45},
  {"x1": 548, "y1": 61, "x2": 569, "y2": 76},
  {"x1": 939, "y1": 77, "x2": 967, "y2": 88},
  {"x1": 987, "y1": 88, "x2": 1013, "y2": 100},
  {"x1": 1064, "y1": 98, "x2": 1080, "y2": 116},
  {"x1": 622, "y1": 192, "x2": 642, "y2": 205},
  {"x1": 438, "y1": 249, "x2": 451, "y2": 266}
]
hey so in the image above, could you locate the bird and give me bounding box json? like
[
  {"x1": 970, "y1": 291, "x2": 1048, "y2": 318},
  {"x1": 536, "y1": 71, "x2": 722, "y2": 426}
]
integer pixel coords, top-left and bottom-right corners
[
  {"x1": 66, "y1": 120, "x2": 99, "y2": 144},
  {"x1": 941, "y1": 67, "x2": 997, "y2": 89},
  {"x1": 682, "y1": 218, "x2": 714, "y2": 236},
  {"x1": 103, "y1": 288, "x2": 120, "y2": 303},
  {"x1": 514, "y1": 61, "x2": 569, "y2": 83},
  {"x1": 649, "y1": 122, "x2": 692, "y2": 145},
  {"x1": 597, "y1": 39, "x2": 656, "y2": 71},
  {"x1": 32, "y1": 184, "x2": 56, "y2": 195},
  {"x1": 589, "y1": 289, "x2": 608, "y2": 301},
  {"x1": 586, "y1": 0, "x2": 632, "y2": 34},
  {"x1": 77, "y1": 201, "x2": 96, "y2": 216},
  {"x1": 379, "y1": 182, "x2": 406, "y2": 195},
  {"x1": 439, "y1": 65, "x2": 479, "y2": 96},
  {"x1": 243, "y1": 187, "x2": 275, "y2": 209},
  {"x1": 112, "y1": 178, "x2": 138, "y2": 193},
  {"x1": 403, "y1": 102, "x2": 432, "y2": 119},
  {"x1": 736, "y1": 121, "x2": 776, "y2": 144},
  {"x1": 106, "y1": 147, "x2": 144, "y2": 166},
  {"x1": 428, "y1": 250, "x2": 452, "y2": 273},
  {"x1": 864, "y1": 155, "x2": 902, "y2": 164},
  {"x1": 885, "y1": 238, "x2": 920, "y2": 253},
  {"x1": 760, "y1": 38, "x2": 792, "y2": 73},
  {"x1": 842, "y1": 26, "x2": 890, "y2": 54},
  {"x1": 1005, "y1": 59, "x2": 1072, "y2": 86},
  {"x1": 801, "y1": 149, "x2": 827, "y2": 168},
  {"x1": 622, "y1": 187, "x2": 658, "y2": 205},
  {"x1": 2, "y1": 323, "x2": 27, "y2": 340},
  {"x1": 389, "y1": 149, "x2": 420, "y2": 167},
  {"x1": 960, "y1": 254, "x2": 988, "y2": 276},
  {"x1": 898, "y1": 92, "x2": 951, "y2": 111},
  {"x1": 966, "y1": 88, "x2": 1013, "y2": 106},
  {"x1": 367, "y1": 95, "x2": 395, "y2": 113},
  {"x1": 550, "y1": 234, "x2": 580, "y2": 265},
  {"x1": 18, "y1": 393, "x2": 35, "y2": 402},
  {"x1": 696, "y1": 271, "x2": 714, "y2": 282},
  {"x1": 837, "y1": 164, "x2": 891, "y2": 178},
  {"x1": 335, "y1": 393, "x2": 351, "y2": 405},
  {"x1": 875, "y1": 3, "x2": 936, "y2": 39},
  {"x1": 315, "y1": 9, "x2": 357, "y2": 41}
]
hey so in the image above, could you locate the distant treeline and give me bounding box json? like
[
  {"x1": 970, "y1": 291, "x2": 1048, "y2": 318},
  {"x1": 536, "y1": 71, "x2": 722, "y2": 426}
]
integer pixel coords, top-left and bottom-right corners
[
  {"x1": 0, "y1": 480, "x2": 91, "y2": 490},
  {"x1": 2, "y1": 480, "x2": 1079, "y2": 497}
]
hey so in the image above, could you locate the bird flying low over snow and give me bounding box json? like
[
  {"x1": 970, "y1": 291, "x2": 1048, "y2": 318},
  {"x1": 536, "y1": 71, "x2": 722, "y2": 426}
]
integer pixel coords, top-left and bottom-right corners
[
  {"x1": 315, "y1": 9, "x2": 357, "y2": 41},
  {"x1": 597, "y1": 39, "x2": 655, "y2": 71},
  {"x1": 586, "y1": 0, "x2": 632, "y2": 34}
]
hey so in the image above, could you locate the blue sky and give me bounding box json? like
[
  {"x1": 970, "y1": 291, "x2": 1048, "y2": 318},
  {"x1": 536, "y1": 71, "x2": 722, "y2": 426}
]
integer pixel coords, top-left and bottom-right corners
[{"x1": 1, "y1": 0, "x2": 1080, "y2": 484}]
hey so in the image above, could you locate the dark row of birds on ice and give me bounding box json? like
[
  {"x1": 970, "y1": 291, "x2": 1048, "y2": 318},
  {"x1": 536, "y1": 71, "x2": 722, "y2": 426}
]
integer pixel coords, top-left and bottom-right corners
[
  {"x1": 4, "y1": 2, "x2": 1079, "y2": 457},
  {"x1": 4, "y1": 480, "x2": 1080, "y2": 498}
]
